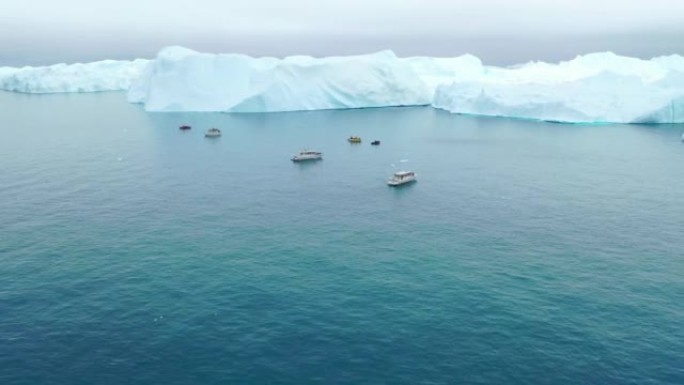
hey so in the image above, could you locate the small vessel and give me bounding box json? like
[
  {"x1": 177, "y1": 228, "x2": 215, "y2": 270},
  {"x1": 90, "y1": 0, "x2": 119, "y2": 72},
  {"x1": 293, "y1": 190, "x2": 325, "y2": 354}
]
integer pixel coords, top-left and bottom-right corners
[
  {"x1": 371, "y1": 140, "x2": 381, "y2": 146},
  {"x1": 179, "y1": 125, "x2": 192, "y2": 130},
  {"x1": 387, "y1": 171, "x2": 417, "y2": 186},
  {"x1": 205, "y1": 128, "x2": 221, "y2": 137},
  {"x1": 348, "y1": 136, "x2": 362, "y2": 143},
  {"x1": 291, "y1": 150, "x2": 323, "y2": 162}
]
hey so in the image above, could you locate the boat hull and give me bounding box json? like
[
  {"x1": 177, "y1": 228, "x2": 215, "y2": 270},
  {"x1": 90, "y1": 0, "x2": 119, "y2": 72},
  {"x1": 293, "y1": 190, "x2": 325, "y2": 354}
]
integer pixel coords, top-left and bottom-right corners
[
  {"x1": 291, "y1": 156, "x2": 322, "y2": 162},
  {"x1": 387, "y1": 177, "x2": 416, "y2": 186}
]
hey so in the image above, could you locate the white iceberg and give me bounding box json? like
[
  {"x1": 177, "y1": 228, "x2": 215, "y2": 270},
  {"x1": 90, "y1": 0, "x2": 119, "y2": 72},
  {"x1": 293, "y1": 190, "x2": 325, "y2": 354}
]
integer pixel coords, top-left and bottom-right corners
[
  {"x1": 127, "y1": 46, "x2": 280, "y2": 111},
  {"x1": 128, "y1": 47, "x2": 431, "y2": 112},
  {"x1": 433, "y1": 52, "x2": 684, "y2": 123},
  {"x1": 0, "y1": 59, "x2": 148, "y2": 93},
  {"x1": 2, "y1": 47, "x2": 684, "y2": 123},
  {"x1": 433, "y1": 72, "x2": 684, "y2": 123},
  {"x1": 401, "y1": 55, "x2": 485, "y2": 91}
]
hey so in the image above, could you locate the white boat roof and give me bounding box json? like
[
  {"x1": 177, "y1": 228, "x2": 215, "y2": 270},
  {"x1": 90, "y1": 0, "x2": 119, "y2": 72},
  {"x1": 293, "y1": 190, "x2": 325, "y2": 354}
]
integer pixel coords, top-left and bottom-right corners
[{"x1": 394, "y1": 171, "x2": 414, "y2": 176}]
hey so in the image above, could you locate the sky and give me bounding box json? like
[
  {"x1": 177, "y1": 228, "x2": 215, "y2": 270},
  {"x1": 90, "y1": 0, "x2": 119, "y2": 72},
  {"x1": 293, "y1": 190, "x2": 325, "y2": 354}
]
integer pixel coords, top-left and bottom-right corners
[{"x1": 1, "y1": 0, "x2": 683, "y2": 66}]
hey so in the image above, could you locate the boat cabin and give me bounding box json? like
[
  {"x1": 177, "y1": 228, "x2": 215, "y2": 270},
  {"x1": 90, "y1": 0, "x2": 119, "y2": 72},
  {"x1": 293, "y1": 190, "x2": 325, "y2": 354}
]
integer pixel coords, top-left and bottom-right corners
[{"x1": 394, "y1": 171, "x2": 414, "y2": 179}]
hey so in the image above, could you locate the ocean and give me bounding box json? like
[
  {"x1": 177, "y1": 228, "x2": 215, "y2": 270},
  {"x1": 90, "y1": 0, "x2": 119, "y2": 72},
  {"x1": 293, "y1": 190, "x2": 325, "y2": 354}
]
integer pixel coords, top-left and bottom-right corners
[{"x1": 1, "y1": 91, "x2": 683, "y2": 384}]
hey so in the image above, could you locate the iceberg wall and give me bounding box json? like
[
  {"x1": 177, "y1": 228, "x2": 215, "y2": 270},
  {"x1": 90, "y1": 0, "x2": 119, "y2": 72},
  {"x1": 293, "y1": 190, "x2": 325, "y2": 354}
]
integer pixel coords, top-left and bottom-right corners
[
  {"x1": 0, "y1": 59, "x2": 148, "y2": 93},
  {"x1": 433, "y1": 72, "x2": 684, "y2": 123},
  {"x1": 1, "y1": 47, "x2": 683, "y2": 123},
  {"x1": 128, "y1": 47, "x2": 431, "y2": 112},
  {"x1": 433, "y1": 52, "x2": 684, "y2": 123},
  {"x1": 401, "y1": 55, "x2": 485, "y2": 91},
  {"x1": 126, "y1": 46, "x2": 279, "y2": 111}
]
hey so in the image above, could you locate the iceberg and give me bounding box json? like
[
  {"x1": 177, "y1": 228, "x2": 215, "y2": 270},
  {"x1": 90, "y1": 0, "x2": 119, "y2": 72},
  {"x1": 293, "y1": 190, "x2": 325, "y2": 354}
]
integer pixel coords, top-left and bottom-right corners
[
  {"x1": 401, "y1": 55, "x2": 485, "y2": 91},
  {"x1": 1, "y1": 46, "x2": 683, "y2": 123},
  {"x1": 0, "y1": 59, "x2": 148, "y2": 93},
  {"x1": 126, "y1": 46, "x2": 279, "y2": 111},
  {"x1": 433, "y1": 52, "x2": 684, "y2": 123},
  {"x1": 128, "y1": 47, "x2": 431, "y2": 112},
  {"x1": 433, "y1": 72, "x2": 684, "y2": 123}
]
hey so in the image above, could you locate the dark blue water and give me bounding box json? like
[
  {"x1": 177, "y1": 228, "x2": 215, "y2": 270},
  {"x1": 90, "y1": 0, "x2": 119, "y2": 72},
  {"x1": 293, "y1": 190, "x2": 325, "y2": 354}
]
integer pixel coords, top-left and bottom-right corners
[{"x1": 1, "y1": 91, "x2": 683, "y2": 385}]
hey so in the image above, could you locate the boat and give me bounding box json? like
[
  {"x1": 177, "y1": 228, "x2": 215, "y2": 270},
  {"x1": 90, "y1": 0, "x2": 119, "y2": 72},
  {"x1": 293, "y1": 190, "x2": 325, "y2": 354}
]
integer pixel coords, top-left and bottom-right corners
[
  {"x1": 371, "y1": 140, "x2": 381, "y2": 146},
  {"x1": 205, "y1": 128, "x2": 221, "y2": 137},
  {"x1": 387, "y1": 171, "x2": 417, "y2": 186},
  {"x1": 291, "y1": 150, "x2": 323, "y2": 162},
  {"x1": 348, "y1": 136, "x2": 362, "y2": 143},
  {"x1": 179, "y1": 125, "x2": 192, "y2": 130}
]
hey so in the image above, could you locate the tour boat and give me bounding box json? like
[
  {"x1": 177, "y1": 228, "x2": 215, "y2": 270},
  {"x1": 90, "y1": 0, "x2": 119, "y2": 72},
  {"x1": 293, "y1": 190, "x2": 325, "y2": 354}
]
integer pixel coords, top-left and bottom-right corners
[
  {"x1": 205, "y1": 128, "x2": 221, "y2": 137},
  {"x1": 348, "y1": 136, "x2": 362, "y2": 143},
  {"x1": 291, "y1": 150, "x2": 323, "y2": 162},
  {"x1": 387, "y1": 171, "x2": 417, "y2": 186}
]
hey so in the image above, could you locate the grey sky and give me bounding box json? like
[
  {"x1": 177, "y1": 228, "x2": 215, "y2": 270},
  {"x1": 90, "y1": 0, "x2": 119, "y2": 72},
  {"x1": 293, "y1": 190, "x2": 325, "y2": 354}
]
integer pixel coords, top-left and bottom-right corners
[{"x1": 1, "y1": 0, "x2": 683, "y2": 65}]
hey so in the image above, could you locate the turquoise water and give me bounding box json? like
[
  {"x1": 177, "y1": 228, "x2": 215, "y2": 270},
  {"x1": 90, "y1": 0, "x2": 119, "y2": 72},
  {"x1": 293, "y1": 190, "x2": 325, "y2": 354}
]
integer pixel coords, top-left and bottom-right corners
[{"x1": 1, "y1": 91, "x2": 683, "y2": 384}]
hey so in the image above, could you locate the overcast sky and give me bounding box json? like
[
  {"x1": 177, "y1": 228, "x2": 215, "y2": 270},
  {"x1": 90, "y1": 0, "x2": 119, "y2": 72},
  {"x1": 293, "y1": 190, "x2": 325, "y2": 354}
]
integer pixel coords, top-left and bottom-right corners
[{"x1": 1, "y1": 0, "x2": 683, "y2": 65}]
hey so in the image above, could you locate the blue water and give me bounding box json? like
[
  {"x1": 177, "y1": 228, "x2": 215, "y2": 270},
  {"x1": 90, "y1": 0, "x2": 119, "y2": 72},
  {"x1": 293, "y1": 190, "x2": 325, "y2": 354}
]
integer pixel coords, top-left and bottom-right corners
[{"x1": 1, "y1": 92, "x2": 683, "y2": 384}]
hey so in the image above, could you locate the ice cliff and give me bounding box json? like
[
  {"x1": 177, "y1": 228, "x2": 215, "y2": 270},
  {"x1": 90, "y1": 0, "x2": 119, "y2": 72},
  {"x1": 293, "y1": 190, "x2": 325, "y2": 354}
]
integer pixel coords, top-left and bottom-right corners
[
  {"x1": 1, "y1": 47, "x2": 683, "y2": 123},
  {"x1": 0, "y1": 59, "x2": 148, "y2": 93},
  {"x1": 127, "y1": 47, "x2": 431, "y2": 112},
  {"x1": 433, "y1": 52, "x2": 684, "y2": 123}
]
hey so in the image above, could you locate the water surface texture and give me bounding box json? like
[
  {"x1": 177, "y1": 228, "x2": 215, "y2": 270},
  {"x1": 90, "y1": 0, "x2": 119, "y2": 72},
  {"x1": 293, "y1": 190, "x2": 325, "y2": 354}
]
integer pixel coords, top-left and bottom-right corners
[{"x1": 1, "y1": 92, "x2": 683, "y2": 384}]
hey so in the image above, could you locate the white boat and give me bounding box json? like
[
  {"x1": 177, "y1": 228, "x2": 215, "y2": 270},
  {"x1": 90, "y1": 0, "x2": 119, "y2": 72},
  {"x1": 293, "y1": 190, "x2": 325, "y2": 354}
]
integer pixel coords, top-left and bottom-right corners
[
  {"x1": 387, "y1": 171, "x2": 416, "y2": 186},
  {"x1": 291, "y1": 150, "x2": 323, "y2": 162},
  {"x1": 205, "y1": 128, "x2": 221, "y2": 137}
]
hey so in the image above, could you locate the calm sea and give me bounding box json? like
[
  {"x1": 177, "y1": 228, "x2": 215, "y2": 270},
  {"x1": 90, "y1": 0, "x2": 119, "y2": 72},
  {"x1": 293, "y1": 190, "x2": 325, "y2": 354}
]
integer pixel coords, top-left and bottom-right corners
[{"x1": 1, "y1": 91, "x2": 683, "y2": 384}]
